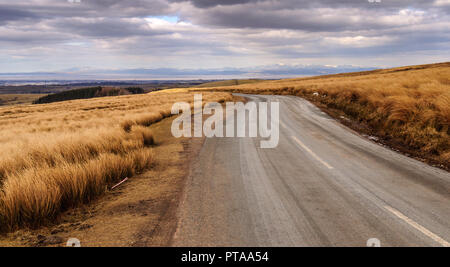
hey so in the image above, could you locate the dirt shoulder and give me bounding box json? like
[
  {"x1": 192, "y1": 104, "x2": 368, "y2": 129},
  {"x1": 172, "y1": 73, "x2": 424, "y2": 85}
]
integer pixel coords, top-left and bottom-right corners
[{"x1": 0, "y1": 116, "x2": 204, "y2": 247}]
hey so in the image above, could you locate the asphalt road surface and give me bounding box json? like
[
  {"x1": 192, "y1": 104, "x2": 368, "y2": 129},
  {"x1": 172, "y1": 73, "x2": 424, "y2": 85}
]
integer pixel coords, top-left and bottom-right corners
[{"x1": 173, "y1": 94, "x2": 450, "y2": 247}]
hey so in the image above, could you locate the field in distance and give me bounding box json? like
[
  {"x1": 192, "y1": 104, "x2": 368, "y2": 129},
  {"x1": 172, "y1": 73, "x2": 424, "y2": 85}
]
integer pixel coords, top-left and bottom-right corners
[
  {"x1": 194, "y1": 79, "x2": 263, "y2": 88},
  {"x1": 0, "y1": 94, "x2": 45, "y2": 106}
]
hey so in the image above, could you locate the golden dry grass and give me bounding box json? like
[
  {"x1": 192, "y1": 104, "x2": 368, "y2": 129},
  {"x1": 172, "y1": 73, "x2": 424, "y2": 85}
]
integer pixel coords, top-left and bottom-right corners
[
  {"x1": 191, "y1": 62, "x2": 450, "y2": 167},
  {"x1": 0, "y1": 115, "x2": 206, "y2": 247},
  {"x1": 0, "y1": 90, "x2": 233, "y2": 232}
]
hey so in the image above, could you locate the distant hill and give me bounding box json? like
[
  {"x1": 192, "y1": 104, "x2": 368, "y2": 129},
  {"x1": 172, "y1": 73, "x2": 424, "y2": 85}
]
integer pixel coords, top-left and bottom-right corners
[
  {"x1": 0, "y1": 94, "x2": 45, "y2": 106},
  {"x1": 195, "y1": 79, "x2": 264, "y2": 88},
  {"x1": 33, "y1": 86, "x2": 145, "y2": 104}
]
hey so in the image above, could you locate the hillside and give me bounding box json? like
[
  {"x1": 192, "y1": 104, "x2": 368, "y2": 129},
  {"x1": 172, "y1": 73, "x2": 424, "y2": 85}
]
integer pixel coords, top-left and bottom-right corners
[
  {"x1": 0, "y1": 94, "x2": 45, "y2": 106},
  {"x1": 195, "y1": 79, "x2": 263, "y2": 88},
  {"x1": 33, "y1": 86, "x2": 145, "y2": 104}
]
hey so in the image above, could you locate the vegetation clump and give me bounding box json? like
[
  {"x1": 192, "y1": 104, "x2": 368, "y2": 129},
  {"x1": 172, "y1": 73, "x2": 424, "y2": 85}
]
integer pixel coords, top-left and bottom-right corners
[{"x1": 33, "y1": 86, "x2": 146, "y2": 104}]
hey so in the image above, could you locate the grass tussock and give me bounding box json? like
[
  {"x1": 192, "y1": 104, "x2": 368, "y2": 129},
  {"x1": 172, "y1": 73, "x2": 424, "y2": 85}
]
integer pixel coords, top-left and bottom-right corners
[
  {"x1": 0, "y1": 90, "x2": 233, "y2": 232},
  {"x1": 191, "y1": 62, "x2": 450, "y2": 168},
  {"x1": 0, "y1": 149, "x2": 153, "y2": 230}
]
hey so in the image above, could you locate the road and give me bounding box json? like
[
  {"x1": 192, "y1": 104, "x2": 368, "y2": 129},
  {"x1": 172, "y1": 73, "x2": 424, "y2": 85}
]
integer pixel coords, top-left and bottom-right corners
[{"x1": 173, "y1": 94, "x2": 450, "y2": 247}]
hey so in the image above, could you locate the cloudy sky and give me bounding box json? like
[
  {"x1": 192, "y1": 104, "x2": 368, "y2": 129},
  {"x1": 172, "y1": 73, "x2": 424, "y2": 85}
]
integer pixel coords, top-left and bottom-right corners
[{"x1": 0, "y1": 0, "x2": 449, "y2": 76}]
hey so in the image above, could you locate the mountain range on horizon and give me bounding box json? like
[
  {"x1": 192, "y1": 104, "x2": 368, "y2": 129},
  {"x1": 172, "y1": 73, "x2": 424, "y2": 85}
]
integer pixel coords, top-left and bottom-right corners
[{"x1": 0, "y1": 64, "x2": 377, "y2": 81}]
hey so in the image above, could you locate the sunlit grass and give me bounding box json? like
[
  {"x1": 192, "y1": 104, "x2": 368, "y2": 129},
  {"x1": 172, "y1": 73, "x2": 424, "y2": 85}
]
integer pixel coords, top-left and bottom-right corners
[{"x1": 0, "y1": 90, "x2": 233, "y2": 231}]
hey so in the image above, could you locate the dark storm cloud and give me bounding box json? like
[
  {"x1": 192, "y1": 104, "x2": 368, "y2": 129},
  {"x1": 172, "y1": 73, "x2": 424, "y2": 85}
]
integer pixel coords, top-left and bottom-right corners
[
  {"x1": 174, "y1": 0, "x2": 435, "y2": 10},
  {"x1": 170, "y1": 0, "x2": 259, "y2": 8},
  {"x1": 178, "y1": 0, "x2": 444, "y2": 32},
  {"x1": 85, "y1": 0, "x2": 170, "y2": 16},
  {"x1": 52, "y1": 18, "x2": 161, "y2": 38},
  {"x1": 0, "y1": 7, "x2": 36, "y2": 25},
  {"x1": 189, "y1": 9, "x2": 355, "y2": 32},
  {"x1": 0, "y1": 0, "x2": 170, "y2": 23}
]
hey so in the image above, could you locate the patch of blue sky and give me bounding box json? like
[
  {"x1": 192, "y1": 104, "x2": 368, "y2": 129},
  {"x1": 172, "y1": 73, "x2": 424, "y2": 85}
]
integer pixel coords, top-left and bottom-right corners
[{"x1": 147, "y1": 15, "x2": 179, "y2": 23}]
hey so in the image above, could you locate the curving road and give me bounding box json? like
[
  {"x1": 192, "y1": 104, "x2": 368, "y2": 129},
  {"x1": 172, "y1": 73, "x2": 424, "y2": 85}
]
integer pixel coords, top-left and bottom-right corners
[{"x1": 173, "y1": 94, "x2": 450, "y2": 247}]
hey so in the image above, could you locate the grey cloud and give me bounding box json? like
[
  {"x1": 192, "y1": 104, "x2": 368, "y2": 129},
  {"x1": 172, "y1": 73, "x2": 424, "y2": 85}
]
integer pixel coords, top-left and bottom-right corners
[
  {"x1": 174, "y1": 0, "x2": 435, "y2": 10},
  {"x1": 0, "y1": 1, "x2": 173, "y2": 42},
  {"x1": 52, "y1": 18, "x2": 161, "y2": 38},
  {"x1": 0, "y1": 0, "x2": 170, "y2": 22},
  {"x1": 0, "y1": 7, "x2": 36, "y2": 25},
  {"x1": 190, "y1": 9, "x2": 353, "y2": 32},
  {"x1": 179, "y1": 0, "x2": 447, "y2": 32},
  {"x1": 85, "y1": 0, "x2": 170, "y2": 16},
  {"x1": 0, "y1": 31, "x2": 69, "y2": 44},
  {"x1": 170, "y1": 0, "x2": 259, "y2": 8},
  {"x1": 1, "y1": 0, "x2": 443, "y2": 33}
]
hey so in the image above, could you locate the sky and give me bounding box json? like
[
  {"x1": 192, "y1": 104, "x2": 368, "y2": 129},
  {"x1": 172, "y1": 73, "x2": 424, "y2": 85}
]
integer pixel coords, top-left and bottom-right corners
[{"x1": 0, "y1": 0, "x2": 449, "y2": 77}]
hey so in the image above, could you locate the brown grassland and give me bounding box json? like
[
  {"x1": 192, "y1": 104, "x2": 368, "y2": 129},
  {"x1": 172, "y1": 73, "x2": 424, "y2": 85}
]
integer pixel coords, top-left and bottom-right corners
[
  {"x1": 0, "y1": 90, "x2": 233, "y2": 232},
  {"x1": 0, "y1": 115, "x2": 207, "y2": 246},
  {"x1": 0, "y1": 94, "x2": 46, "y2": 106},
  {"x1": 190, "y1": 62, "x2": 450, "y2": 169}
]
